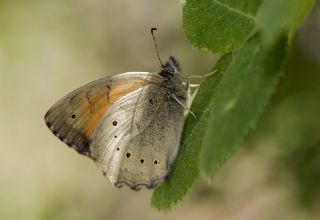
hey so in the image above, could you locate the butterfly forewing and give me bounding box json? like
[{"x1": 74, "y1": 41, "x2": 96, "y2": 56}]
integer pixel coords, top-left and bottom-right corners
[{"x1": 44, "y1": 72, "x2": 161, "y2": 157}]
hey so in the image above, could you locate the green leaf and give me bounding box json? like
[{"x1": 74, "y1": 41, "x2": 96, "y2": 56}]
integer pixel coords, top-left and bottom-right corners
[
  {"x1": 151, "y1": 0, "x2": 316, "y2": 211},
  {"x1": 151, "y1": 54, "x2": 232, "y2": 211},
  {"x1": 257, "y1": 0, "x2": 315, "y2": 46},
  {"x1": 183, "y1": 0, "x2": 261, "y2": 53},
  {"x1": 200, "y1": 34, "x2": 288, "y2": 175},
  {"x1": 289, "y1": 0, "x2": 315, "y2": 42},
  {"x1": 216, "y1": 0, "x2": 262, "y2": 15}
]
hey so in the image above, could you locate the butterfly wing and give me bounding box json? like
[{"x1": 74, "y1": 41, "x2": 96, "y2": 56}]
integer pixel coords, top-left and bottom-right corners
[
  {"x1": 91, "y1": 82, "x2": 186, "y2": 190},
  {"x1": 44, "y1": 72, "x2": 161, "y2": 157}
]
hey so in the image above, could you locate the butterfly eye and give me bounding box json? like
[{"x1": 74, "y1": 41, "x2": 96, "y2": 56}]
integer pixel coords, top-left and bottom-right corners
[
  {"x1": 154, "y1": 160, "x2": 158, "y2": 164},
  {"x1": 112, "y1": 121, "x2": 117, "y2": 126},
  {"x1": 126, "y1": 152, "x2": 131, "y2": 158},
  {"x1": 140, "y1": 159, "x2": 144, "y2": 164}
]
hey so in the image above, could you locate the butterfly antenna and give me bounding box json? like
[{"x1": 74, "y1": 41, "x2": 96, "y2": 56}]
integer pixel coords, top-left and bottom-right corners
[{"x1": 151, "y1": 27, "x2": 164, "y2": 67}]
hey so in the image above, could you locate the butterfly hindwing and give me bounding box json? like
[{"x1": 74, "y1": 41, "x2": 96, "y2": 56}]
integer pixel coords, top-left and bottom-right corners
[{"x1": 90, "y1": 83, "x2": 186, "y2": 190}]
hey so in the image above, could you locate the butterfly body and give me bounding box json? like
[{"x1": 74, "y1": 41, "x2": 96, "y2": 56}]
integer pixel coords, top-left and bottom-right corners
[{"x1": 45, "y1": 56, "x2": 187, "y2": 190}]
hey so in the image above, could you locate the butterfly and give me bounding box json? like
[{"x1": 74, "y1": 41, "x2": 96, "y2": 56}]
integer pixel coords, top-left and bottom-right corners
[{"x1": 44, "y1": 29, "x2": 189, "y2": 191}]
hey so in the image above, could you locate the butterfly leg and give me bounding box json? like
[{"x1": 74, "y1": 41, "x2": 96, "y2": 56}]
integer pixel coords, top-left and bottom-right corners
[
  {"x1": 187, "y1": 70, "x2": 217, "y2": 80},
  {"x1": 171, "y1": 94, "x2": 197, "y2": 122},
  {"x1": 189, "y1": 84, "x2": 200, "y2": 88}
]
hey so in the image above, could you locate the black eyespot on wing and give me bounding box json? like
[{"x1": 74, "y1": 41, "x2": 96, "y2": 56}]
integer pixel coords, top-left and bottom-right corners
[
  {"x1": 71, "y1": 114, "x2": 76, "y2": 119},
  {"x1": 126, "y1": 153, "x2": 131, "y2": 158},
  {"x1": 113, "y1": 121, "x2": 117, "y2": 126},
  {"x1": 140, "y1": 159, "x2": 144, "y2": 164}
]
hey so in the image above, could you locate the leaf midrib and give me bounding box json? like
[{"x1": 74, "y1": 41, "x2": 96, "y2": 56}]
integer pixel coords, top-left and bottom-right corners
[{"x1": 214, "y1": 0, "x2": 256, "y2": 20}]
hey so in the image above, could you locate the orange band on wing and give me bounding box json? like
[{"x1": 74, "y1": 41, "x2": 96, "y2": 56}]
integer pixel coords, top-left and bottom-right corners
[{"x1": 84, "y1": 81, "x2": 146, "y2": 138}]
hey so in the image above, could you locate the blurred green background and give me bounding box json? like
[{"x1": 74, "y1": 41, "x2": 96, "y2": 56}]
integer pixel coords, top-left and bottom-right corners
[{"x1": 0, "y1": 1, "x2": 320, "y2": 219}]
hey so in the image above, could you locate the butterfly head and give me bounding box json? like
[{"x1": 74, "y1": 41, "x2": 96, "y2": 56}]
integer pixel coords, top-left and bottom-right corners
[{"x1": 160, "y1": 56, "x2": 181, "y2": 77}]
